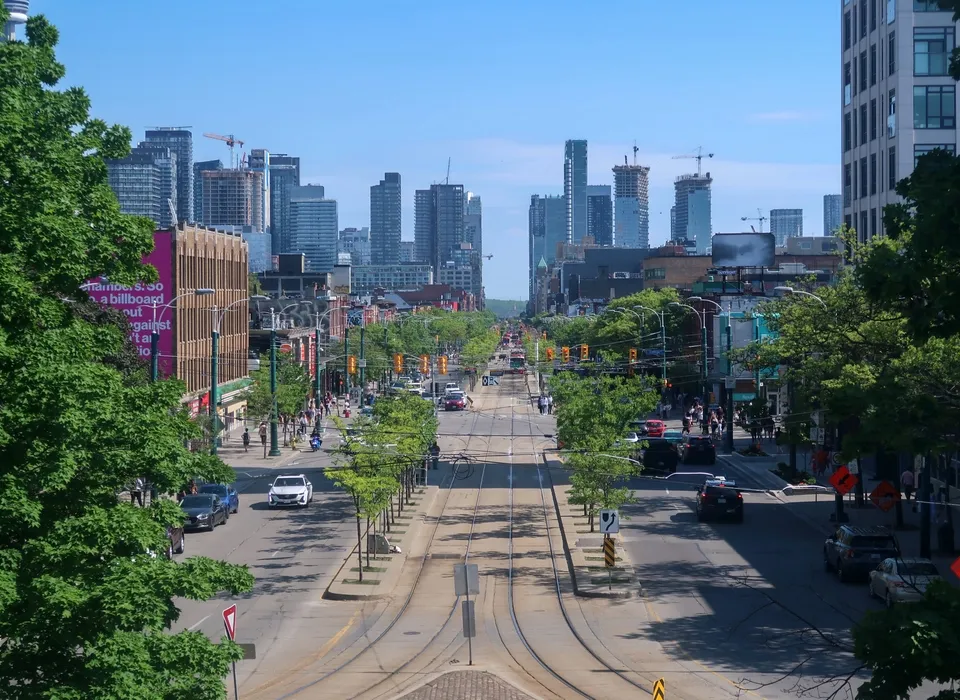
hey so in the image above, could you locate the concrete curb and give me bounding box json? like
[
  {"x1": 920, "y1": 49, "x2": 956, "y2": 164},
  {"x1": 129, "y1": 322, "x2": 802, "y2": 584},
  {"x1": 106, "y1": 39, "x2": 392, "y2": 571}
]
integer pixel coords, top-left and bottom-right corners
[
  {"x1": 545, "y1": 461, "x2": 638, "y2": 600},
  {"x1": 322, "y1": 486, "x2": 438, "y2": 601}
]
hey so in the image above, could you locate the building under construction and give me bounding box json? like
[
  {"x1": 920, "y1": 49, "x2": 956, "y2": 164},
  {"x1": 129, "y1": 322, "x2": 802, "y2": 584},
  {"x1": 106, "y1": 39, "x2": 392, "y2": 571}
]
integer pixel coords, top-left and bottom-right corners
[
  {"x1": 613, "y1": 164, "x2": 651, "y2": 248},
  {"x1": 673, "y1": 173, "x2": 713, "y2": 253},
  {"x1": 200, "y1": 169, "x2": 263, "y2": 228}
]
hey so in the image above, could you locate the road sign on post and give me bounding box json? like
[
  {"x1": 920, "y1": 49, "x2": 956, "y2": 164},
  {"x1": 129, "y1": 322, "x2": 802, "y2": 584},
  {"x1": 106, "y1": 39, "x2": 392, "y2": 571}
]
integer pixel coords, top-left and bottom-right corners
[
  {"x1": 870, "y1": 481, "x2": 900, "y2": 512},
  {"x1": 599, "y1": 509, "x2": 620, "y2": 534},
  {"x1": 454, "y1": 563, "x2": 479, "y2": 665},
  {"x1": 653, "y1": 677, "x2": 666, "y2": 699},
  {"x1": 829, "y1": 465, "x2": 858, "y2": 496},
  {"x1": 222, "y1": 604, "x2": 237, "y2": 641},
  {"x1": 461, "y1": 600, "x2": 476, "y2": 638},
  {"x1": 603, "y1": 537, "x2": 616, "y2": 568}
]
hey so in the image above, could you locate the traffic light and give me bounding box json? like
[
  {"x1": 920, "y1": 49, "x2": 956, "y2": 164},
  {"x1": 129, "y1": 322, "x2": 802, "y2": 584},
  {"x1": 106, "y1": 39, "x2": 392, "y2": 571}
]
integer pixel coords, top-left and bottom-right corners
[
  {"x1": 580, "y1": 345, "x2": 589, "y2": 360},
  {"x1": 629, "y1": 347, "x2": 638, "y2": 364},
  {"x1": 438, "y1": 355, "x2": 448, "y2": 374},
  {"x1": 546, "y1": 348, "x2": 555, "y2": 361},
  {"x1": 419, "y1": 354, "x2": 430, "y2": 374},
  {"x1": 561, "y1": 346, "x2": 570, "y2": 363},
  {"x1": 347, "y1": 356, "x2": 358, "y2": 375},
  {"x1": 393, "y1": 353, "x2": 403, "y2": 374}
]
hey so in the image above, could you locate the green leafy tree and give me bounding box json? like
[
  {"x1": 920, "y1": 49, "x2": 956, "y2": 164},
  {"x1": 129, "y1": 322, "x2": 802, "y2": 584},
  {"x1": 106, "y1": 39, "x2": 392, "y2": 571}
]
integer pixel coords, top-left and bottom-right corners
[
  {"x1": 245, "y1": 350, "x2": 311, "y2": 420},
  {"x1": 0, "y1": 10, "x2": 253, "y2": 697},
  {"x1": 550, "y1": 373, "x2": 657, "y2": 530}
]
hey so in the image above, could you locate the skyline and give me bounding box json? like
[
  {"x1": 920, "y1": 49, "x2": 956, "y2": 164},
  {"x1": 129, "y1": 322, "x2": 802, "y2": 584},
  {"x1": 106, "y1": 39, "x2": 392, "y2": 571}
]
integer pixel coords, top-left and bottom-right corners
[{"x1": 30, "y1": 0, "x2": 839, "y2": 299}]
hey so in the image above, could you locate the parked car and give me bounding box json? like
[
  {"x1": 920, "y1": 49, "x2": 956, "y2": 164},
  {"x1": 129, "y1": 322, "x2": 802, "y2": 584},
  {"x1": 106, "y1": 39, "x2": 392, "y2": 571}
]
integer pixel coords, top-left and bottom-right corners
[
  {"x1": 199, "y1": 483, "x2": 240, "y2": 514},
  {"x1": 680, "y1": 435, "x2": 717, "y2": 465},
  {"x1": 165, "y1": 525, "x2": 185, "y2": 558},
  {"x1": 180, "y1": 494, "x2": 229, "y2": 531},
  {"x1": 645, "y1": 419, "x2": 666, "y2": 438},
  {"x1": 641, "y1": 438, "x2": 679, "y2": 473},
  {"x1": 662, "y1": 429, "x2": 684, "y2": 445},
  {"x1": 868, "y1": 557, "x2": 942, "y2": 607},
  {"x1": 268, "y1": 474, "x2": 314, "y2": 508},
  {"x1": 444, "y1": 392, "x2": 467, "y2": 411},
  {"x1": 695, "y1": 478, "x2": 743, "y2": 523},
  {"x1": 824, "y1": 525, "x2": 900, "y2": 582}
]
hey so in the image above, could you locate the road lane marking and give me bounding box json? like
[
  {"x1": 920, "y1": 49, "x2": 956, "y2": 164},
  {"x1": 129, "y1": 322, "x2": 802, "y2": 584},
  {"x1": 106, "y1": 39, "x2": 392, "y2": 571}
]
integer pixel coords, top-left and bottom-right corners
[
  {"x1": 187, "y1": 614, "x2": 210, "y2": 631},
  {"x1": 297, "y1": 523, "x2": 305, "y2": 530},
  {"x1": 271, "y1": 550, "x2": 280, "y2": 558}
]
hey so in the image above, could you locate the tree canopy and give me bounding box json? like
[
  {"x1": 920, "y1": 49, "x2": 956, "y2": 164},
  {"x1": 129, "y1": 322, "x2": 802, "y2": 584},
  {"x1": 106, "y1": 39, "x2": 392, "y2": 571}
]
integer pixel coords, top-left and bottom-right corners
[{"x1": 0, "y1": 10, "x2": 252, "y2": 697}]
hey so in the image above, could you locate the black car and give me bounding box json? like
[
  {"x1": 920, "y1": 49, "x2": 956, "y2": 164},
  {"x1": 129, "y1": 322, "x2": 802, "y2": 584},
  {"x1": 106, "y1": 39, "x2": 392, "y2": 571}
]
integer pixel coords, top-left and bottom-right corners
[
  {"x1": 641, "y1": 438, "x2": 679, "y2": 473},
  {"x1": 165, "y1": 525, "x2": 185, "y2": 558},
  {"x1": 180, "y1": 494, "x2": 229, "y2": 531},
  {"x1": 681, "y1": 436, "x2": 717, "y2": 465},
  {"x1": 696, "y1": 479, "x2": 744, "y2": 523},
  {"x1": 824, "y1": 525, "x2": 900, "y2": 582}
]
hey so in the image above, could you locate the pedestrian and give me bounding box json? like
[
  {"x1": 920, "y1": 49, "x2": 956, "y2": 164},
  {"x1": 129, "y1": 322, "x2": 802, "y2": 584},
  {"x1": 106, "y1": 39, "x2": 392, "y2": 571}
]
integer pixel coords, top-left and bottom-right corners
[
  {"x1": 430, "y1": 441, "x2": 441, "y2": 470},
  {"x1": 242, "y1": 427, "x2": 251, "y2": 453},
  {"x1": 258, "y1": 421, "x2": 268, "y2": 457},
  {"x1": 538, "y1": 394, "x2": 546, "y2": 415},
  {"x1": 130, "y1": 477, "x2": 144, "y2": 507},
  {"x1": 900, "y1": 468, "x2": 915, "y2": 501},
  {"x1": 547, "y1": 394, "x2": 553, "y2": 415}
]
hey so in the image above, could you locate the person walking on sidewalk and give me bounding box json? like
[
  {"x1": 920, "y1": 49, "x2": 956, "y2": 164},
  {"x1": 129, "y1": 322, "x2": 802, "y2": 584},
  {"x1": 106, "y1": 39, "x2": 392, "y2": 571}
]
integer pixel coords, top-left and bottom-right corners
[
  {"x1": 429, "y1": 441, "x2": 441, "y2": 470},
  {"x1": 242, "y1": 428, "x2": 250, "y2": 452},
  {"x1": 538, "y1": 394, "x2": 546, "y2": 415},
  {"x1": 258, "y1": 421, "x2": 267, "y2": 457},
  {"x1": 900, "y1": 467, "x2": 915, "y2": 501},
  {"x1": 546, "y1": 394, "x2": 553, "y2": 415}
]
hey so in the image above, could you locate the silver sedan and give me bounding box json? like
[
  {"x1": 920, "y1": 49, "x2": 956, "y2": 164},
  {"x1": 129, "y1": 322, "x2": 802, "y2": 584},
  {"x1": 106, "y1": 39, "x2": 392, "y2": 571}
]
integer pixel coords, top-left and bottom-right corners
[{"x1": 868, "y1": 557, "x2": 942, "y2": 608}]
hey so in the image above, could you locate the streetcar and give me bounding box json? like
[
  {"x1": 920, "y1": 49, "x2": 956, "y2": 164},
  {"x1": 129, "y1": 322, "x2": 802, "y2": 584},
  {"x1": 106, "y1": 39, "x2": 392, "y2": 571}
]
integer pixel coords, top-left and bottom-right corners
[{"x1": 508, "y1": 349, "x2": 526, "y2": 374}]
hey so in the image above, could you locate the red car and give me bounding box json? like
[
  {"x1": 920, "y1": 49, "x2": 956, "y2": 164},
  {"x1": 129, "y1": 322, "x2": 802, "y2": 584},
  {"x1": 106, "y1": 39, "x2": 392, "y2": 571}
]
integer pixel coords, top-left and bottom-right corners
[
  {"x1": 645, "y1": 420, "x2": 665, "y2": 438},
  {"x1": 444, "y1": 393, "x2": 466, "y2": 411}
]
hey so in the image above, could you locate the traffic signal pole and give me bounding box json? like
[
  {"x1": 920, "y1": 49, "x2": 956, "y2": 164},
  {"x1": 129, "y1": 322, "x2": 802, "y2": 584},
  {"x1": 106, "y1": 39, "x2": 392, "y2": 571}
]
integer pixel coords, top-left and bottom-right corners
[
  {"x1": 344, "y1": 326, "x2": 350, "y2": 394},
  {"x1": 359, "y1": 321, "x2": 366, "y2": 388}
]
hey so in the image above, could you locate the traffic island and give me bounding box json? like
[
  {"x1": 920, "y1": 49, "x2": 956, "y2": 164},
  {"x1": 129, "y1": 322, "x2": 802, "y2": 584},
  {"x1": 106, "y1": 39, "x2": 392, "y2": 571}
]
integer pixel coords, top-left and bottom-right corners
[
  {"x1": 546, "y1": 464, "x2": 638, "y2": 599},
  {"x1": 323, "y1": 485, "x2": 439, "y2": 601}
]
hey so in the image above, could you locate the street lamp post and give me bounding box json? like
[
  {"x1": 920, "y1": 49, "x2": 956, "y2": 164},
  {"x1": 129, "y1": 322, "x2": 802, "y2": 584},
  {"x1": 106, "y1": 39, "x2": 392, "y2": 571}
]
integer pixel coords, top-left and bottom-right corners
[
  {"x1": 210, "y1": 297, "x2": 251, "y2": 455},
  {"x1": 269, "y1": 310, "x2": 281, "y2": 456},
  {"x1": 634, "y1": 305, "x2": 666, "y2": 386},
  {"x1": 149, "y1": 289, "x2": 215, "y2": 382},
  {"x1": 313, "y1": 307, "x2": 337, "y2": 407},
  {"x1": 671, "y1": 302, "x2": 708, "y2": 402}
]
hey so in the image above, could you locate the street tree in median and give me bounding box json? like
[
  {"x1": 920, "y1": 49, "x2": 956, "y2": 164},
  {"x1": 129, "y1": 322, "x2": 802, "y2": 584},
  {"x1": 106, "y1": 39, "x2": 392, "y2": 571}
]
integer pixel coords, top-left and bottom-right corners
[
  {"x1": 550, "y1": 373, "x2": 658, "y2": 530},
  {"x1": 0, "y1": 10, "x2": 253, "y2": 698},
  {"x1": 245, "y1": 350, "x2": 312, "y2": 422}
]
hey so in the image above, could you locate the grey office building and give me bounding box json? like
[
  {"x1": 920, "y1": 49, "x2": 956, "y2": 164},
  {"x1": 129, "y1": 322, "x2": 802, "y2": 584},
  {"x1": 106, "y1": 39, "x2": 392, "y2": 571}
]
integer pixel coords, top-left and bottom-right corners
[
  {"x1": 842, "y1": 0, "x2": 960, "y2": 242},
  {"x1": 564, "y1": 140, "x2": 588, "y2": 243},
  {"x1": 143, "y1": 128, "x2": 193, "y2": 223},
  {"x1": 464, "y1": 191, "x2": 483, "y2": 298},
  {"x1": 770, "y1": 208, "x2": 804, "y2": 246},
  {"x1": 823, "y1": 194, "x2": 843, "y2": 235},
  {"x1": 268, "y1": 154, "x2": 301, "y2": 255},
  {"x1": 673, "y1": 173, "x2": 713, "y2": 252},
  {"x1": 289, "y1": 185, "x2": 338, "y2": 272},
  {"x1": 529, "y1": 195, "x2": 566, "y2": 300},
  {"x1": 613, "y1": 165, "x2": 651, "y2": 248},
  {"x1": 370, "y1": 172, "x2": 402, "y2": 264},
  {"x1": 586, "y1": 185, "x2": 613, "y2": 246},
  {"x1": 106, "y1": 145, "x2": 178, "y2": 228},
  {"x1": 193, "y1": 160, "x2": 222, "y2": 225},
  {"x1": 414, "y1": 184, "x2": 464, "y2": 271}
]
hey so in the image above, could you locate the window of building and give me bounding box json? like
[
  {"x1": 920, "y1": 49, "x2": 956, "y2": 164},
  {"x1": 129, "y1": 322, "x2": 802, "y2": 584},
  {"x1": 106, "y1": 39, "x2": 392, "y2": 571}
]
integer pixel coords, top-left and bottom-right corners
[
  {"x1": 871, "y1": 0, "x2": 878, "y2": 30},
  {"x1": 870, "y1": 153, "x2": 878, "y2": 194},
  {"x1": 844, "y1": 163, "x2": 853, "y2": 206},
  {"x1": 914, "y1": 27, "x2": 955, "y2": 76},
  {"x1": 888, "y1": 31, "x2": 896, "y2": 74},
  {"x1": 913, "y1": 85, "x2": 956, "y2": 128},
  {"x1": 870, "y1": 98, "x2": 878, "y2": 139},
  {"x1": 860, "y1": 104, "x2": 868, "y2": 144},
  {"x1": 861, "y1": 211, "x2": 869, "y2": 241},
  {"x1": 844, "y1": 62, "x2": 852, "y2": 105},
  {"x1": 888, "y1": 146, "x2": 897, "y2": 189},
  {"x1": 914, "y1": 0, "x2": 944, "y2": 10},
  {"x1": 844, "y1": 112, "x2": 853, "y2": 151},
  {"x1": 860, "y1": 50, "x2": 868, "y2": 91},
  {"x1": 888, "y1": 89, "x2": 897, "y2": 136},
  {"x1": 844, "y1": 215, "x2": 853, "y2": 231},
  {"x1": 860, "y1": 157, "x2": 869, "y2": 198},
  {"x1": 870, "y1": 44, "x2": 878, "y2": 84},
  {"x1": 853, "y1": 161, "x2": 859, "y2": 199},
  {"x1": 844, "y1": 10, "x2": 852, "y2": 49},
  {"x1": 644, "y1": 268, "x2": 666, "y2": 281},
  {"x1": 870, "y1": 208, "x2": 878, "y2": 237},
  {"x1": 861, "y1": 1, "x2": 868, "y2": 37},
  {"x1": 914, "y1": 143, "x2": 957, "y2": 166},
  {"x1": 887, "y1": 0, "x2": 896, "y2": 23}
]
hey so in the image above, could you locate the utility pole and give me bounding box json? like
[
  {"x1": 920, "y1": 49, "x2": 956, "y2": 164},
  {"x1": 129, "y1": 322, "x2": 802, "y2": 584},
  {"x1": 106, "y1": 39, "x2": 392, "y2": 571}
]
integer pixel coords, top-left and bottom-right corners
[
  {"x1": 920, "y1": 454, "x2": 932, "y2": 559},
  {"x1": 700, "y1": 319, "x2": 708, "y2": 402},
  {"x1": 660, "y1": 321, "x2": 667, "y2": 386},
  {"x1": 359, "y1": 320, "x2": 366, "y2": 389},
  {"x1": 210, "y1": 306, "x2": 220, "y2": 455},
  {"x1": 344, "y1": 325, "x2": 350, "y2": 395},
  {"x1": 269, "y1": 310, "x2": 281, "y2": 457},
  {"x1": 725, "y1": 312, "x2": 734, "y2": 453},
  {"x1": 150, "y1": 303, "x2": 160, "y2": 383},
  {"x1": 314, "y1": 313, "x2": 322, "y2": 406}
]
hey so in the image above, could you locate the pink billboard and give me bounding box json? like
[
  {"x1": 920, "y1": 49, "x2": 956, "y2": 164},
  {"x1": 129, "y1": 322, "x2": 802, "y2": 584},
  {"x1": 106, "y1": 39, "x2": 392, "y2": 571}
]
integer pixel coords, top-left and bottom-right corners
[{"x1": 87, "y1": 231, "x2": 175, "y2": 376}]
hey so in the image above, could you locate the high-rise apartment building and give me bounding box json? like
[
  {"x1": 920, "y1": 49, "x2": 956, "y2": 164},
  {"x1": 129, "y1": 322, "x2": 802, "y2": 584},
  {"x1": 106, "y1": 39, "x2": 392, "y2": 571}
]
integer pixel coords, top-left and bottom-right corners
[
  {"x1": 823, "y1": 194, "x2": 843, "y2": 235},
  {"x1": 770, "y1": 209, "x2": 804, "y2": 246},
  {"x1": 106, "y1": 145, "x2": 178, "y2": 228},
  {"x1": 338, "y1": 227, "x2": 371, "y2": 266},
  {"x1": 586, "y1": 186, "x2": 613, "y2": 246},
  {"x1": 370, "y1": 172, "x2": 402, "y2": 265},
  {"x1": 200, "y1": 169, "x2": 263, "y2": 229},
  {"x1": 464, "y1": 192, "x2": 483, "y2": 298},
  {"x1": 143, "y1": 128, "x2": 193, "y2": 223},
  {"x1": 842, "y1": 1, "x2": 959, "y2": 242},
  {"x1": 564, "y1": 140, "x2": 588, "y2": 243},
  {"x1": 673, "y1": 174, "x2": 713, "y2": 253},
  {"x1": 268, "y1": 154, "x2": 301, "y2": 255},
  {"x1": 528, "y1": 195, "x2": 566, "y2": 300},
  {"x1": 193, "y1": 160, "x2": 222, "y2": 225},
  {"x1": 612, "y1": 165, "x2": 651, "y2": 248},
  {"x1": 289, "y1": 185, "x2": 338, "y2": 272},
  {"x1": 414, "y1": 184, "x2": 465, "y2": 271},
  {"x1": 247, "y1": 149, "x2": 272, "y2": 235},
  {"x1": 399, "y1": 240, "x2": 417, "y2": 263}
]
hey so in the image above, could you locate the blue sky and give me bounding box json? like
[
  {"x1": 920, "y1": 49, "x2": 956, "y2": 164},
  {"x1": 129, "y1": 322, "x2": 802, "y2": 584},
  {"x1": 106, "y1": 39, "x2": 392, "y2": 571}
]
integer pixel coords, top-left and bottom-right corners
[{"x1": 33, "y1": 0, "x2": 838, "y2": 300}]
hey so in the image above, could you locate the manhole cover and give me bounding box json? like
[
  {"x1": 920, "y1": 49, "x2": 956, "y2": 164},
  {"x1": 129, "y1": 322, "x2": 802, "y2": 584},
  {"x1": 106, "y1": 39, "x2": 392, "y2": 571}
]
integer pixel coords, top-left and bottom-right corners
[{"x1": 403, "y1": 631, "x2": 421, "y2": 636}]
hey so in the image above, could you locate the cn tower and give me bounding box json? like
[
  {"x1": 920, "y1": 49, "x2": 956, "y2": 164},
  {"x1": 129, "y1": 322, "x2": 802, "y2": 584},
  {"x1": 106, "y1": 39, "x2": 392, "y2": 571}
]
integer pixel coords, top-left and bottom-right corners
[{"x1": 3, "y1": 0, "x2": 29, "y2": 41}]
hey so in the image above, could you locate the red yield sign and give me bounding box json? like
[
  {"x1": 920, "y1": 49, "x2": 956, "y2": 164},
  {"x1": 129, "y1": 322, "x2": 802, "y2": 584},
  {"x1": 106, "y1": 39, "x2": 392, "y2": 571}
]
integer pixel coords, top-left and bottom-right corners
[
  {"x1": 222, "y1": 604, "x2": 237, "y2": 641},
  {"x1": 869, "y1": 481, "x2": 900, "y2": 512},
  {"x1": 829, "y1": 465, "x2": 858, "y2": 496}
]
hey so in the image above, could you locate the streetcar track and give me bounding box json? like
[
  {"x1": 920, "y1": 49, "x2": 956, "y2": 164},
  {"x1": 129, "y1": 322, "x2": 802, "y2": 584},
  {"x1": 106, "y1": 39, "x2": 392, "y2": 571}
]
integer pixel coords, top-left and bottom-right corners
[{"x1": 277, "y1": 374, "x2": 502, "y2": 699}]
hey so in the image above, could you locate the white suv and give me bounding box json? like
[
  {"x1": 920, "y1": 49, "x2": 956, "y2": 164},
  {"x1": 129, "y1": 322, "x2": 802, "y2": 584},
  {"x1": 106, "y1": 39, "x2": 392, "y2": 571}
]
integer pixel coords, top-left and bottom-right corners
[{"x1": 268, "y1": 474, "x2": 314, "y2": 508}]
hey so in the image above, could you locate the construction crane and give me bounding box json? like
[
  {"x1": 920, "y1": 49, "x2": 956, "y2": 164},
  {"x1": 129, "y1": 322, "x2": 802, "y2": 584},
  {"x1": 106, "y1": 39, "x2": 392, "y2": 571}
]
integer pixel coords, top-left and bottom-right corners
[
  {"x1": 741, "y1": 209, "x2": 768, "y2": 233},
  {"x1": 445, "y1": 157, "x2": 451, "y2": 185},
  {"x1": 203, "y1": 133, "x2": 245, "y2": 168},
  {"x1": 633, "y1": 141, "x2": 639, "y2": 165},
  {"x1": 672, "y1": 146, "x2": 714, "y2": 177}
]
